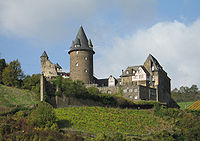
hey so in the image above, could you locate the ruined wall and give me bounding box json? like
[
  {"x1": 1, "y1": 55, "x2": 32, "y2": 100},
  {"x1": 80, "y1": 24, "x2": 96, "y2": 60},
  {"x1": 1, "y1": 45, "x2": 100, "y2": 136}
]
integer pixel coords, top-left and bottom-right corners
[
  {"x1": 41, "y1": 57, "x2": 57, "y2": 78},
  {"x1": 70, "y1": 50, "x2": 93, "y2": 84}
]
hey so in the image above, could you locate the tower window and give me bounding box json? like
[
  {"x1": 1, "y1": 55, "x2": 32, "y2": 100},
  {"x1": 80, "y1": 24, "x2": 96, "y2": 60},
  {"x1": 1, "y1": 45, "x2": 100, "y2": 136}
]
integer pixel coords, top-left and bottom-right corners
[
  {"x1": 84, "y1": 57, "x2": 88, "y2": 60},
  {"x1": 76, "y1": 51, "x2": 79, "y2": 55},
  {"x1": 84, "y1": 69, "x2": 88, "y2": 72},
  {"x1": 76, "y1": 63, "x2": 78, "y2": 67}
]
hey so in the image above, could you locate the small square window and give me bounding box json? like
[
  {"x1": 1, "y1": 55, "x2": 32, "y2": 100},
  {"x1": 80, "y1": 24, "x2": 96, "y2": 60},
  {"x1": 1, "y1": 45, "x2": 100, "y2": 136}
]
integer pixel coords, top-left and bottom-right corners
[
  {"x1": 123, "y1": 89, "x2": 127, "y2": 93},
  {"x1": 134, "y1": 95, "x2": 138, "y2": 99}
]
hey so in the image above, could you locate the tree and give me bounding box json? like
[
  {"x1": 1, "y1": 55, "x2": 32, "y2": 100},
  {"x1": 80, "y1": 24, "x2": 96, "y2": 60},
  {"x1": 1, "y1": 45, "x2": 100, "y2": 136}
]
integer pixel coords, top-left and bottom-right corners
[
  {"x1": 189, "y1": 85, "x2": 198, "y2": 94},
  {"x1": 28, "y1": 102, "x2": 57, "y2": 128},
  {"x1": 22, "y1": 74, "x2": 40, "y2": 93},
  {"x1": 2, "y1": 60, "x2": 24, "y2": 87},
  {"x1": 0, "y1": 59, "x2": 6, "y2": 84}
]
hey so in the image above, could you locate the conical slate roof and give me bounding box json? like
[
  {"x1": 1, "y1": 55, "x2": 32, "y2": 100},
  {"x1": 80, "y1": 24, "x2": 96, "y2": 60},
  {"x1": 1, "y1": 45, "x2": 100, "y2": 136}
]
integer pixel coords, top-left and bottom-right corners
[
  {"x1": 40, "y1": 51, "x2": 48, "y2": 58},
  {"x1": 68, "y1": 26, "x2": 95, "y2": 54}
]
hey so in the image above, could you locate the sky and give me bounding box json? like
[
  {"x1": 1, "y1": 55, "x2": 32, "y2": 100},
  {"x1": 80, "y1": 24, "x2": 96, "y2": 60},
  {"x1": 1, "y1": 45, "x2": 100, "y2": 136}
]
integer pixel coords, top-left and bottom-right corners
[{"x1": 0, "y1": 0, "x2": 200, "y2": 89}]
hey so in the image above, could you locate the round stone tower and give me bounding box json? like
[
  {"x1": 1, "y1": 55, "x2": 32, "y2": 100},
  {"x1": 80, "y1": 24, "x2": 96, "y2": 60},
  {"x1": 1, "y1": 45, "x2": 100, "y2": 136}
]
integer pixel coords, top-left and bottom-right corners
[{"x1": 68, "y1": 26, "x2": 95, "y2": 84}]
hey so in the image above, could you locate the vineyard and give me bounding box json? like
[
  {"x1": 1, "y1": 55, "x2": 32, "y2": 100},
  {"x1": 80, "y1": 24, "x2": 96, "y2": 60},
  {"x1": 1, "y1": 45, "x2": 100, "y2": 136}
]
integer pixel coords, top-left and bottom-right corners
[
  {"x1": 55, "y1": 107, "x2": 171, "y2": 135},
  {"x1": 187, "y1": 100, "x2": 200, "y2": 110}
]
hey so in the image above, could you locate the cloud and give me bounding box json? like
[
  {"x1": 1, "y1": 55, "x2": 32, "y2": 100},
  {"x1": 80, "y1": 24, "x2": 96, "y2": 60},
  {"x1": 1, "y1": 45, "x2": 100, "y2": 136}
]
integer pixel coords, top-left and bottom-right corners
[
  {"x1": 0, "y1": 0, "x2": 157, "y2": 43},
  {"x1": 95, "y1": 19, "x2": 200, "y2": 89}
]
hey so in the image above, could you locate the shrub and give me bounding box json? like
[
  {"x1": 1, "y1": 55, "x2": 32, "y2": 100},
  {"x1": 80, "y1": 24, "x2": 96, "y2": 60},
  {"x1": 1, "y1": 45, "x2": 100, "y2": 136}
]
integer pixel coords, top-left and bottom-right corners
[
  {"x1": 87, "y1": 86, "x2": 100, "y2": 95},
  {"x1": 28, "y1": 102, "x2": 57, "y2": 128}
]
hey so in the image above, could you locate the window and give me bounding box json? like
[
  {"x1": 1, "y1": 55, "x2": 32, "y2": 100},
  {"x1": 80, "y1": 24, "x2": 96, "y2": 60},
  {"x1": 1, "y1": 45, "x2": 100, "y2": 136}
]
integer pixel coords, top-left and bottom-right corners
[
  {"x1": 134, "y1": 95, "x2": 138, "y2": 99},
  {"x1": 84, "y1": 57, "x2": 88, "y2": 60},
  {"x1": 152, "y1": 65, "x2": 155, "y2": 71},
  {"x1": 129, "y1": 89, "x2": 133, "y2": 92},
  {"x1": 139, "y1": 75, "x2": 143, "y2": 79},
  {"x1": 126, "y1": 71, "x2": 129, "y2": 74},
  {"x1": 129, "y1": 95, "x2": 133, "y2": 99},
  {"x1": 134, "y1": 89, "x2": 137, "y2": 92},
  {"x1": 107, "y1": 90, "x2": 111, "y2": 94},
  {"x1": 76, "y1": 63, "x2": 78, "y2": 67},
  {"x1": 84, "y1": 69, "x2": 88, "y2": 72},
  {"x1": 76, "y1": 51, "x2": 79, "y2": 54},
  {"x1": 123, "y1": 89, "x2": 127, "y2": 93}
]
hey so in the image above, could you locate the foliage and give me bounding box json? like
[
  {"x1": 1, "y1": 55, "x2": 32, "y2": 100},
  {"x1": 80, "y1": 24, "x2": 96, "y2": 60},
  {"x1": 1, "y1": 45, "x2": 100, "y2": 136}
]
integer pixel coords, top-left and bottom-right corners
[
  {"x1": 0, "y1": 59, "x2": 6, "y2": 84},
  {"x1": 171, "y1": 85, "x2": 200, "y2": 102},
  {"x1": 87, "y1": 86, "x2": 100, "y2": 95},
  {"x1": 22, "y1": 74, "x2": 40, "y2": 93},
  {"x1": 178, "y1": 101, "x2": 194, "y2": 110},
  {"x1": 2, "y1": 59, "x2": 24, "y2": 87},
  {"x1": 55, "y1": 107, "x2": 171, "y2": 135},
  {"x1": 0, "y1": 85, "x2": 39, "y2": 108},
  {"x1": 154, "y1": 104, "x2": 200, "y2": 141},
  {"x1": 28, "y1": 102, "x2": 57, "y2": 128}
]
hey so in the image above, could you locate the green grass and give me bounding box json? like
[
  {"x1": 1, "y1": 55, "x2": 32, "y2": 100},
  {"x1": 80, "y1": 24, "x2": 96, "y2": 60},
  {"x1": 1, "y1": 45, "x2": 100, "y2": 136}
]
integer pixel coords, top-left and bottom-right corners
[
  {"x1": 178, "y1": 101, "x2": 195, "y2": 110},
  {"x1": 0, "y1": 84, "x2": 40, "y2": 109},
  {"x1": 55, "y1": 107, "x2": 171, "y2": 135}
]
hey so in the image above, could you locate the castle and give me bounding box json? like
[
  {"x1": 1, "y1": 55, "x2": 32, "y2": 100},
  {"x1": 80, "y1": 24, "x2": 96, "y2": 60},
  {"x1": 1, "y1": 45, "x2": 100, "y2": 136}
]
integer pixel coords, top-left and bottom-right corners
[{"x1": 40, "y1": 26, "x2": 176, "y2": 106}]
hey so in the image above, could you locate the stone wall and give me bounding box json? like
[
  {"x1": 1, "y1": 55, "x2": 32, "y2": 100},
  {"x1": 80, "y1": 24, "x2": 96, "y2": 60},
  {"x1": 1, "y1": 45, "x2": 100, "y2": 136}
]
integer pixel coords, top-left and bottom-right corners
[
  {"x1": 69, "y1": 50, "x2": 94, "y2": 84},
  {"x1": 41, "y1": 57, "x2": 57, "y2": 78}
]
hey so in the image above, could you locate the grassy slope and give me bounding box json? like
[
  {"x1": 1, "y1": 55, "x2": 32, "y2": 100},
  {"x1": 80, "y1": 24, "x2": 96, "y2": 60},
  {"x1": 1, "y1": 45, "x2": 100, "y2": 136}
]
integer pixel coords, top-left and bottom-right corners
[
  {"x1": 55, "y1": 107, "x2": 171, "y2": 135},
  {"x1": 0, "y1": 84, "x2": 40, "y2": 108},
  {"x1": 178, "y1": 101, "x2": 195, "y2": 110}
]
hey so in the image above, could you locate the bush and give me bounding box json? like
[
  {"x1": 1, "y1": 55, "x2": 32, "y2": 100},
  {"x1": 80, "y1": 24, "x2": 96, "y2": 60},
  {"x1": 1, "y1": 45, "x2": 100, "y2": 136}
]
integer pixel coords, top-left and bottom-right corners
[
  {"x1": 28, "y1": 102, "x2": 57, "y2": 128},
  {"x1": 87, "y1": 86, "x2": 100, "y2": 95}
]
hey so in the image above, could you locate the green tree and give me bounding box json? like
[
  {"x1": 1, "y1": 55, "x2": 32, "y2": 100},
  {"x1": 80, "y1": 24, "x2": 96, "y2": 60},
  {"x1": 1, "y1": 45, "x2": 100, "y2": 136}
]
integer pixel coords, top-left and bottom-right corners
[
  {"x1": 2, "y1": 60, "x2": 24, "y2": 87},
  {"x1": 87, "y1": 86, "x2": 100, "y2": 95},
  {"x1": 22, "y1": 74, "x2": 40, "y2": 93},
  {"x1": 28, "y1": 102, "x2": 57, "y2": 128},
  {"x1": 0, "y1": 59, "x2": 6, "y2": 84}
]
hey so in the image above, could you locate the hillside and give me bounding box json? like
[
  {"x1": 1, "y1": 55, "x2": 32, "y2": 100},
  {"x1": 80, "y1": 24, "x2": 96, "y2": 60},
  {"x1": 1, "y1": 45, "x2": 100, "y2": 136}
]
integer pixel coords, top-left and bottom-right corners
[
  {"x1": 187, "y1": 100, "x2": 200, "y2": 110},
  {"x1": 55, "y1": 107, "x2": 172, "y2": 136},
  {"x1": 0, "y1": 84, "x2": 40, "y2": 108}
]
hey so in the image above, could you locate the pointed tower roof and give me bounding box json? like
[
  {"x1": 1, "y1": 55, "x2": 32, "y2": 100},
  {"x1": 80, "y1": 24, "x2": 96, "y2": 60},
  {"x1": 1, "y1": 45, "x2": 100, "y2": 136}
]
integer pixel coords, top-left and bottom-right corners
[
  {"x1": 68, "y1": 26, "x2": 95, "y2": 54},
  {"x1": 40, "y1": 51, "x2": 48, "y2": 58}
]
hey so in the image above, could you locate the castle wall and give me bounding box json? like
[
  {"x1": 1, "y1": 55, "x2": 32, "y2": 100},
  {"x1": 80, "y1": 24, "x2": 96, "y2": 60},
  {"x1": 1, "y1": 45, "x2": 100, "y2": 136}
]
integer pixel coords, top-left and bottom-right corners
[
  {"x1": 41, "y1": 57, "x2": 57, "y2": 78},
  {"x1": 70, "y1": 50, "x2": 93, "y2": 84}
]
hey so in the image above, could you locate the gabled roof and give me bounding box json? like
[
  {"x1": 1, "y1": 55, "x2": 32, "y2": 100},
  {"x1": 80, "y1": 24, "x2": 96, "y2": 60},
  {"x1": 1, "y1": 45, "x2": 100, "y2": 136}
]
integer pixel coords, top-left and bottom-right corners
[
  {"x1": 120, "y1": 65, "x2": 150, "y2": 77},
  {"x1": 146, "y1": 54, "x2": 162, "y2": 70},
  {"x1": 40, "y1": 51, "x2": 48, "y2": 58},
  {"x1": 68, "y1": 26, "x2": 95, "y2": 54}
]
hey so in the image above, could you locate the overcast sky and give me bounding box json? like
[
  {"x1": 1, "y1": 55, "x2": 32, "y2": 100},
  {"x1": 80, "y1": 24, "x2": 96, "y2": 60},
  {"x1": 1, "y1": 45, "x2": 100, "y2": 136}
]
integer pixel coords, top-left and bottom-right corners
[{"x1": 0, "y1": 0, "x2": 200, "y2": 89}]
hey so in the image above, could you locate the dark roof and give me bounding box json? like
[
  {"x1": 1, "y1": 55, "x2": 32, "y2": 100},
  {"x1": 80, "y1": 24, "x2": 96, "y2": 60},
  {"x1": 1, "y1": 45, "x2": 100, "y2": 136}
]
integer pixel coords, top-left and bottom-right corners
[
  {"x1": 68, "y1": 26, "x2": 95, "y2": 54},
  {"x1": 41, "y1": 51, "x2": 48, "y2": 58}
]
